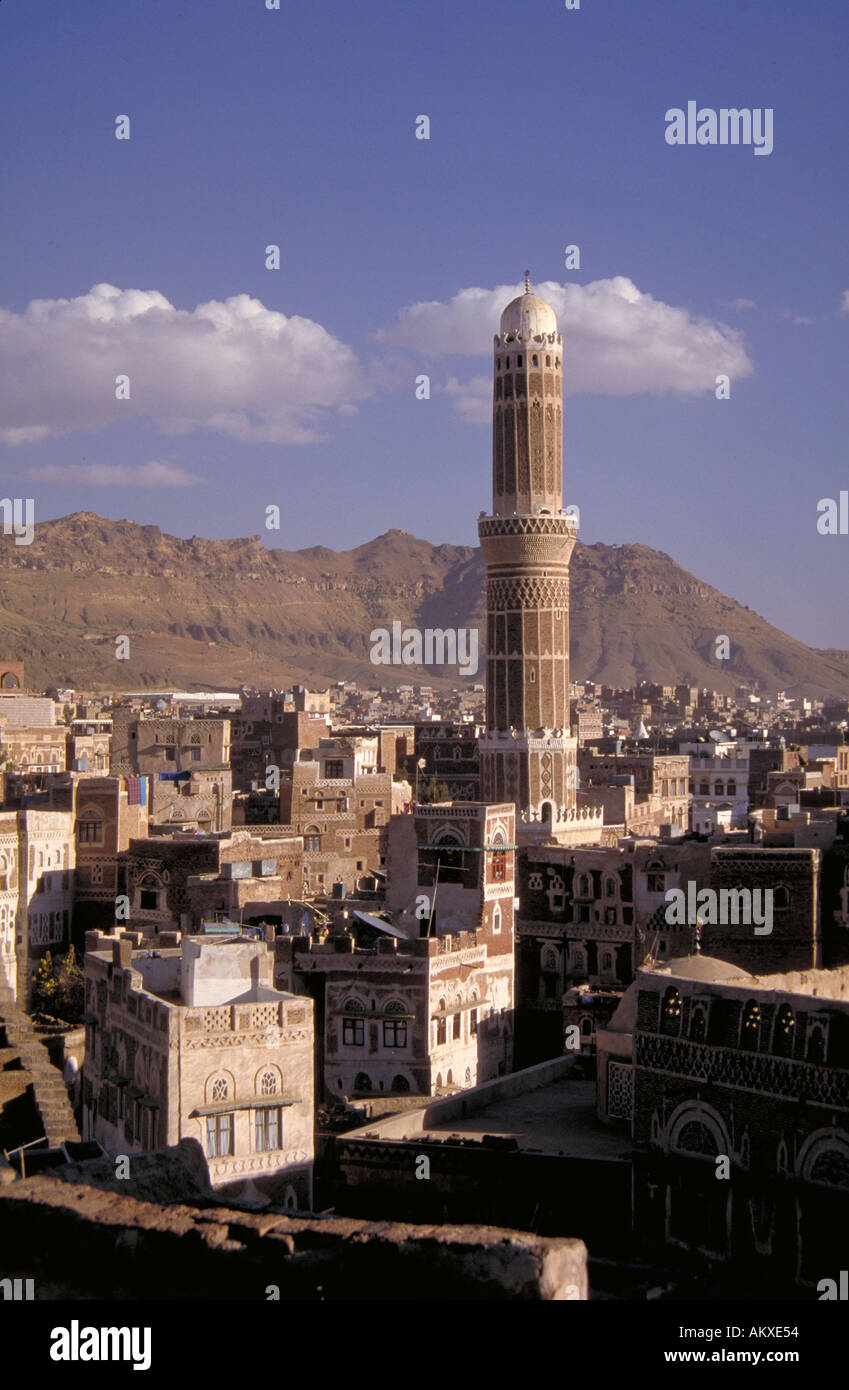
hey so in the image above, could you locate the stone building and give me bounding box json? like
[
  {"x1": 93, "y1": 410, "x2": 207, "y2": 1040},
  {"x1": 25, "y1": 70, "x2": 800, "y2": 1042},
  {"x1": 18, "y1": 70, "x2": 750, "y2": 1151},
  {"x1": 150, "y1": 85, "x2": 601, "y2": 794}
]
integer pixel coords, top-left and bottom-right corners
[
  {"x1": 682, "y1": 744, "x2": 749, "y2": 833},
  {"x1": 82, "y1": 931, "x2": 314, "y2": 1206},
  {"x1": 0, "y1": 661, "x2": 25, "y2": 690},
  {"x1": 412, "y1": 720, "x2": 481, "y2": 802},
  {"x1": 515, "y1": 839, "x2": 710, "y2": 1063},
  {"x1": 279, "y1": 760, "x2": 402, "y2": 895},
  {"x1": 0, "y1": 721, "x2": 66, "y2": 774},
  {"x1": 147, "y1": 767, "x2": 233, "y2": 833},
  {"x1": 67, "y1": 717, "x2": 112, "y2": 774},
  {"x1": 516, "y1": 837, "x2": 821, "y2": 1064},
  {"x1": 702, "y1": 846, "x2": 820, "y2": 972},
  {"x1": 0, "y1": 809, "x2": 75, "y2": 1002},
  {"x1": 274, "y1": 801, "x2": 517, "y2": 1100},
  {"x1": 73, "y1": 776, "x2": 149, "y2": 938},
  {"x1": 184, "y1": 830, "x2": 305, "y2": 928},
  {"x1": 820, "y1": 824, "x2": 849, "y2": 966},
  {"x1": 578, "y1": 751, "x2": 690, "y2": 837},
  {"x1": 230, "y1": 690, "x2": 331, "y2": 791},
  {"x1": 599, "y1": 955, "x2": 849, "y2": 1294},
  {"x1": 125, "y1": 829, "x2": 304, "y2": 935},
  {"x1": 108, "y1": 710, "x2": 233, "y2": 831},
  {"x1": 477, "y1": 280, "x2": 581, "y2": 842},
  {"x1": 109, "y1": 711, "x2": 231, "y2": 778}
]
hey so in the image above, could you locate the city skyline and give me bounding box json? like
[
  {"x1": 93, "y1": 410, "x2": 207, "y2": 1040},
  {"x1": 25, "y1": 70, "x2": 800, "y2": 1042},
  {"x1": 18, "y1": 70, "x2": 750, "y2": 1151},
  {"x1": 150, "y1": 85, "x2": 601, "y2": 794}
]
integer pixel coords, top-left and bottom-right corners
[{"x1": 1, "y1": 0, "x2": 848, "y2": 653}]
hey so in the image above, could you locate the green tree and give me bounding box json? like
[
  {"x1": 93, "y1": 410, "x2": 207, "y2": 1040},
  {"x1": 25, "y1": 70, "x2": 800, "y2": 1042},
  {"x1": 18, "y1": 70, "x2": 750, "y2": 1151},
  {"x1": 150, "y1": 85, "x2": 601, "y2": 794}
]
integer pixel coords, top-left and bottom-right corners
[{"x1": 31, "y1": 947, "x2": 85, "y2": 1024}]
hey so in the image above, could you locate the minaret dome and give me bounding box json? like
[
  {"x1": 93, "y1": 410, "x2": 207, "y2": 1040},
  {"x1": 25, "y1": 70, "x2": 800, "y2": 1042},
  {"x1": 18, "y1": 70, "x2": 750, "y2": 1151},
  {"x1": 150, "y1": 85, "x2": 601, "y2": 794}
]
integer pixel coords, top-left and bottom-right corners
[{"x1": 499, "y1": 289, "x2": 558, "y2": 342}]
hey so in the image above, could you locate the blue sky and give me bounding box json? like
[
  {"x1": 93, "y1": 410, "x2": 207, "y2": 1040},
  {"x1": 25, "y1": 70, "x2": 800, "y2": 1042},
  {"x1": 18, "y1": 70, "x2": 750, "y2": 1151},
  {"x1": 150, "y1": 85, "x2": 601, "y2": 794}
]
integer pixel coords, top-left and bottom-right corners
[{"x1": 1, "y1": 0, "x2": 848, "y2": 649}]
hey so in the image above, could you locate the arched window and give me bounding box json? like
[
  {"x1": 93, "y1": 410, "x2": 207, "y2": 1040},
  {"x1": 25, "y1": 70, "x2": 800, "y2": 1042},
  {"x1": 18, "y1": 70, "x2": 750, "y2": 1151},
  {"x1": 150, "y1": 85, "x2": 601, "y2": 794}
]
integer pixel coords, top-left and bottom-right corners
[
  {"x1": 774, "y1": 885, "x2": 790, "y2": 909},
  {"x1": 580, "y1": 1015, "x2": 593, "y2": 1037},
  {"x1": 354, "y1": 1072, "x2": 371, "y2": 1094},
  {"x1": 436, "y1": 998, "x2": 447, "y2": 1046},
  {"x1": 541, "y1": 947, "x2": 558, "y2": 974},
  {"x1": 138, "y1": 873, "x2": 162, "y2": 911},
  {"x1": 807, "y1": 1024, "x2": 826, "y2": 1064},
  {"x1": 714, "y1": 781, "x2": 725, "y2": 797},
  {"x1": 491, "y1": 835, "x2": 506, "y2": 881},
  {"x1": 675, "y1": 1120, "x2": 719, "y2": 1157},
  {"x1": 446, "y1": 1069, "x2": 454, "y2": 1086},
  {"x1": 342, "y1": 998, "x2": 365, "y2": 1047},
  {"x1": 646, "y1": 861, "x2": 666, "y2": 893},
  {"x1": 384, "y1": 999, "x2": 405, "y2": 1015},
  {"x1": 808, "y1": 1146, "x2": 849, "y2": 1189},
  {"x1": 465, "y1": 1067, "x2": 471, "y2": 1085},
  {"x1": 740, "y1": 999, "x2": 761, "y2": 1051},
  {"x1": 492, "y1": 904, "x2": 502, "y2": 934},
  {"x1": 260, "y1": 1070, "x2": 278, "y2": 1096},
  {"x1": 211, "y1": 1077, "x2": 228, "y2": 1102},
  {"x1": 661, "y1": 987, "x2": 682, "y2": 1036},
  {"x1": 699, "y1": 781, "x2": 710, "y2": 796},
  {"x1": 432, "y1": 831, "x2": 463, "y2": 881},
  {"x1": 391, "y1": 1074, "x2": 410, "y2": 1093},
  {"x1": 773, "y1": 1004, "x2": 795, "y2": 1057},
  {"x1": 690, "y1": 1003, "x2": 707, "y2": 1043},
  {"x1": 303, "y1": 825, "x2": 321, "y2": 853},
  {"x1": 604, "y1": 876, "x2": 618, "y2": 899},
  {"x1": 575, "y1": 874, "x2": 591, "y2": 899}
]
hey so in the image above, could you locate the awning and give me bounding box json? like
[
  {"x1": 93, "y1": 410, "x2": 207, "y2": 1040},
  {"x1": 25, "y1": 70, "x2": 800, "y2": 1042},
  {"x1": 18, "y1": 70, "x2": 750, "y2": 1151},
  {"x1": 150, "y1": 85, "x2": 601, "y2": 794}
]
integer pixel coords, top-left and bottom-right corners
[
  {"x1": 351, "y1": 910, "x2": 408, "y2": 939},
  {"x1": 189, "y1": 1098, "x2": 298, "y2": 1117}
]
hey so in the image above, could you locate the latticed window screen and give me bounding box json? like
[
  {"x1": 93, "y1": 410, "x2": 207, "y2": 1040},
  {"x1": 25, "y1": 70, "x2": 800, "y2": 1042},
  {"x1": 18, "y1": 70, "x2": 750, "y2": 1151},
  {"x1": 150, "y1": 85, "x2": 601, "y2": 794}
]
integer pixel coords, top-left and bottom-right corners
[{"x1": 607, "y1": 1061, "x2": 633, "y2": 1121}]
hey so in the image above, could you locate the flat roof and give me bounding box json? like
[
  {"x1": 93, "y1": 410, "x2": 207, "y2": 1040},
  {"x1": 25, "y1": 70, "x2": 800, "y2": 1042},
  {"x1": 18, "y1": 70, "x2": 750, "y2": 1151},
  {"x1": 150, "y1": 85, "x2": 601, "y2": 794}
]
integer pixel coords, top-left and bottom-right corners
[{"x1": 419, "y1": 1080, "x2": 628, "y2": 1161}]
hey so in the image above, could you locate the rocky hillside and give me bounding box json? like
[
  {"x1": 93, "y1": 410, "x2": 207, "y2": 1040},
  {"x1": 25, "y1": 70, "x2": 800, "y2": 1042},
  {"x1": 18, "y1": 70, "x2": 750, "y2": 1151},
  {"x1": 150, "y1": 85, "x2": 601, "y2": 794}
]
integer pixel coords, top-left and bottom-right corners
[{"x1": 0, "y1": 512, "x2": 846, "y2": 697}]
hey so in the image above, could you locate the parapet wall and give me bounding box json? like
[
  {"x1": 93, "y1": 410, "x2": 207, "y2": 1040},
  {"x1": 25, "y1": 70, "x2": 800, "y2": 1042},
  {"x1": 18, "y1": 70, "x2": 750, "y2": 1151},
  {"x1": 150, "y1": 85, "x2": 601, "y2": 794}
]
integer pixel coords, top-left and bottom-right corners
[{"x1": 0, "y1": 1168, "x2": 587, "y2": 1300}]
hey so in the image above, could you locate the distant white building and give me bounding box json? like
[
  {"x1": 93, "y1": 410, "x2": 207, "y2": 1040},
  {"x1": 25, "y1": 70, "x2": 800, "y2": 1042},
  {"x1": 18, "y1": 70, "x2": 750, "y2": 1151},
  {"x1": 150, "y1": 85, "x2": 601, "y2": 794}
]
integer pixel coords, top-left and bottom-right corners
[{"x1": 681, "y1": 741, "x2": 750, "y2": 833}]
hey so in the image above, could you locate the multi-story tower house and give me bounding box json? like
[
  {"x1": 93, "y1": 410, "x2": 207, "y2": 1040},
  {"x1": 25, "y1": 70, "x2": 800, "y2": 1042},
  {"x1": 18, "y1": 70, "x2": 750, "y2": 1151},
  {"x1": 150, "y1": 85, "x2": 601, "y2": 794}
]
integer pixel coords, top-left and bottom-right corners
[{"x1": 478, "y1": 279, "x2": 585, "y2": 842}]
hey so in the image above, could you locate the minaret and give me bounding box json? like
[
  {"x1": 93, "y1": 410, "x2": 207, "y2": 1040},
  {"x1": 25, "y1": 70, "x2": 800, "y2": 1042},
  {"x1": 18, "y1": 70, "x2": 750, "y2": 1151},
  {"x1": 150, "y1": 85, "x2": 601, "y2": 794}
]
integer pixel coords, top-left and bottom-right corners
[{"x1": 478, "y1": 276, "x2": 579, "y2": 836}]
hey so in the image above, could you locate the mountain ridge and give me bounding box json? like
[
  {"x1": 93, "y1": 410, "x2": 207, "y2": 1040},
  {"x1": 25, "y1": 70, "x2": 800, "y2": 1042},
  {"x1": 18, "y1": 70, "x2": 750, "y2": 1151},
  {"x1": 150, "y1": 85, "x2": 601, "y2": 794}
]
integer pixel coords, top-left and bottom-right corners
[{"x1": 0, "y1": 513, "x2": 846, "y2": 698}]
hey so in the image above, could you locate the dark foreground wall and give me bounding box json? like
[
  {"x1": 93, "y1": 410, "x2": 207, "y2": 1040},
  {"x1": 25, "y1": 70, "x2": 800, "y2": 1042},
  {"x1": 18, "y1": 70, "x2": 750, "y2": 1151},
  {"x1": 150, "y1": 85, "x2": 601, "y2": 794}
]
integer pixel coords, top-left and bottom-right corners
[{"x1": 0, "y1": 1168, "x2": 587, "y2": 1301}]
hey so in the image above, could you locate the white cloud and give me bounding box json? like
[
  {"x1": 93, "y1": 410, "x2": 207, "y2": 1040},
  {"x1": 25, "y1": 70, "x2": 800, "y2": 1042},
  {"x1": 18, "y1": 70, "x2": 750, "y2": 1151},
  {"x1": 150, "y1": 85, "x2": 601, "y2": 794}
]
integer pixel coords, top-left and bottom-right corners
[
  {"x1": 443, "y1": 375, "x2": 492, "y2": 424},
  {"x1": 28, "y1": 459, "x2": 200, "y2": 487},
  {"x1": 0, "y1": 283, "x2": 368, "y2": 446},
  {"x1": 839, "y1": 291, "x2": 849, "y2": 316},
  {"x1": 378, "y1": 277, "x2": 754, "y2": 406},
  {"x1": 729, "y1": 297, "x2": 757, "y2": 311}
]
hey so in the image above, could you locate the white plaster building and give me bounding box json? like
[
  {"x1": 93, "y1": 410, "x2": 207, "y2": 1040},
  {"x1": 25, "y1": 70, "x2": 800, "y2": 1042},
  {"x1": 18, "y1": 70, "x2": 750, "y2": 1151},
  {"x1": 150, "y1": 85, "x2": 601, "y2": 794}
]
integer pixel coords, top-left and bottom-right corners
[{"x1": 83, "y1": 932, "x2": 314, "y2": 1207}]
